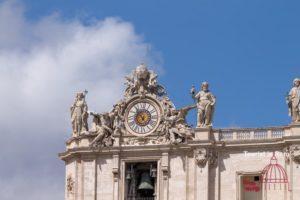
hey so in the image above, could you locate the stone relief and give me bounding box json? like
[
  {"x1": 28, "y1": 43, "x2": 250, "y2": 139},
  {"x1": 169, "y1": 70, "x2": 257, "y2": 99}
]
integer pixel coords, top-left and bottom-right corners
[
  {"x1": 287, "y1": 78, "x2": 300, "y2": 123},
  {"x1": 122, "y1": 136, "x2": 168, "y2": 146},
  {"x1": 191, "y1": 82, "x2": 216, "y2": 127},
  {"x1": 70, "y1": 91, "x2": 89, "y2": 136},
  {"x1": 285, "y1": 145, "x2": 300, "y2": 164},
  {"x1": 194, "y1": 148, "x2": 208, "y2": 166},
  {"x1": 66, "y1": 175, "x2": 75, "y2": 194},
  {"x1": 194, "y1": 148, "x2": 218, "y2": 167}
]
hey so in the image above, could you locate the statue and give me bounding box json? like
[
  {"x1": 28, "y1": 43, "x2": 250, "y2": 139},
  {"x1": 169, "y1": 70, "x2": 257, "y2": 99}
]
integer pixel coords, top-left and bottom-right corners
[
  {"x1": 89, "y1": 100, "x2": 126, "y2": 147},
  {"x1": 191, "y1": 82, "x2": 216, "y2": 127},
  {"x1": 124, "y1": 64, "x2": 166, "y2": 98},
  {"x1": 287, "y1": 78, "x2": 300, "y2": 123},
  {"x1": 70, "y1": 91, "x2": 88, "y2": 136},
  {"x1": 89, "y1": 112, "x2": 114, "y2": 147},
  {"x1": 163, "y1": 105, "x2": 195, "y2": 144}
]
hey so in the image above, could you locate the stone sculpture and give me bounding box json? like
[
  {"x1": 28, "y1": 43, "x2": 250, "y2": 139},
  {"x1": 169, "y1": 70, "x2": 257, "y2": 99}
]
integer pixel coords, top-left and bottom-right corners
[
  {"x1": 70, "y1": 91, "x2": 88, "y2": 136},
  {"x1": 191, "y1": 82, "x2": 216, "y2": 127},
  {"x1": 124, "y1": 63, "x2": 166, "y2": 97},
  {"x1": 162, "y1": 105, "x2": 195, "y2": 144},
  {"x1": 89, "y1": 112, "x2": 115, "y2": 147},
  {"x1": 89, "y1": 100, "x2": 126, "y2": 147},
  {"x1": 287, "y1": 78, "x2": 300, "y2": 123},
  {"x1": 194, "y1": 148, "x2": 208, "y2": 166}
]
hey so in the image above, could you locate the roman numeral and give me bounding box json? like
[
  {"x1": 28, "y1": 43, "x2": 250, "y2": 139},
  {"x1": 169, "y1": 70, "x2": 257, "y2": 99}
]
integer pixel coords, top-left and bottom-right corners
[
  {"x1": 141, "y1": 103, "x2": 146, "y2": 109},
  {"x1": 128, "y1": 115, "x2": 134, "y2": 121},
  {"x1": 129, "y1": 121, "x2": 135, "y2": 127},
  {"x1": 146, "y1": 103, "x2": 151, "y2": 110},
  {"x1": 149, "y1": 120, "x2": 156, "y2": 127},
  {"x1": 152, "y1": 115, "x2": 158, "y2": 120},
  {"x1": 134, "y1": 125, "x2": 140, "y2": 132},
  {"x1": 150, "y1": 109, "x2": 156, "y2": 114}
]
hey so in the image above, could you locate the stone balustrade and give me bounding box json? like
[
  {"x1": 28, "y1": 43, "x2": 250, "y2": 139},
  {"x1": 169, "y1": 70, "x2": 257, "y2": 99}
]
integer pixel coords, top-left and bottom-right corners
[{"x1": 215, "y1": 127, "x2": 287, "y2": 141}]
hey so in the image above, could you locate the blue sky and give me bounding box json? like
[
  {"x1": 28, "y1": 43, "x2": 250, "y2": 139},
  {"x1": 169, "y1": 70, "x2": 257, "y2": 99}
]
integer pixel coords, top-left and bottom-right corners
[
  {"x1": 0, "y1": 0, "x2": 299, "y2": 199},
  {"x1": 22, "y1": 0, "x2": 299, "y2": 127}
]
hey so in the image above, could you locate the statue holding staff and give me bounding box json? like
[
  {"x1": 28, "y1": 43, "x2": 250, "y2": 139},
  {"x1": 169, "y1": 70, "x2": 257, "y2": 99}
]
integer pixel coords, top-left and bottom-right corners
[
  {"x1": 287, "y1": 78, "x2": 300, "y2": 123},
  {"x1": 191, "y1": 82, "x2": 216, "y2": 127}
]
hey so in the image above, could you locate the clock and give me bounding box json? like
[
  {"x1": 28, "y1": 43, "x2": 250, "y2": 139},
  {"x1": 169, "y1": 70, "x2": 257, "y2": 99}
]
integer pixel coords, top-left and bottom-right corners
[{"x1": 124, "y1": 98, "x2": 162, "y2": 136}]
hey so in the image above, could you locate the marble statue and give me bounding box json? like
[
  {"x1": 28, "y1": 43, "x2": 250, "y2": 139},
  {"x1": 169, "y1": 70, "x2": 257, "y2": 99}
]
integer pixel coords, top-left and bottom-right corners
[
  {"x1": 70, "y1": 91, "x2": 88, "y2": 136},
  {"x1": 191, "y1": 82, "x2": 216, "y2": 127},
  {"x1": 89, "y1": 111, "x2": 115, "y2": 147},
  {"x1": 287, "y1": 78, "x2": 300, "y2": 123},
  {"x1": 163, "y1": 105, "x2": 195, "y2": 144},
  {"x1": 124, "y1": 63, "x2": 166, "y2": 97},
  {"x1": 89, "y1": 100, "x2": 126, "y2": 147}
]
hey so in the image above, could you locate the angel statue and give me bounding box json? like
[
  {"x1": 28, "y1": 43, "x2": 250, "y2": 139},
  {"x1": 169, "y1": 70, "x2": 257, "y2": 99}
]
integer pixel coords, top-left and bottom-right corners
[
  {"x1": 89, "y1": 112, "x2": 114, "y2": 147},
  {"x1": 124, "y1": 64, "x2": 166, "y2": 98},
  {"x1": 70, "y1": 91, "x2": 89, "y2": 137},
  {"x1": 191, "y1": 82, "x2": 216, "y2": 127},
  {"x1": 163, "y1": 105, "x2": 196, "y2": 144},
  {"x1": 287, "y1": 78, "x2": 300, "y2": 123}
]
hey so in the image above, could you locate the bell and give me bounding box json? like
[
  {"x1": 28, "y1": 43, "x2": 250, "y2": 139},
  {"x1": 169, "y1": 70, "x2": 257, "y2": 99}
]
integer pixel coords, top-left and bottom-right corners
[{"x1": 138, "y1": 172, "x2": 154, "y2": 190}]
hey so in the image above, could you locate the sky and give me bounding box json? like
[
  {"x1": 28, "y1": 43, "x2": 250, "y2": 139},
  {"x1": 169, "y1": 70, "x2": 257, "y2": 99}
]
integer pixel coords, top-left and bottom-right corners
[{"x1": 0, "y1": 0, "x2": 299, "y2": 199}]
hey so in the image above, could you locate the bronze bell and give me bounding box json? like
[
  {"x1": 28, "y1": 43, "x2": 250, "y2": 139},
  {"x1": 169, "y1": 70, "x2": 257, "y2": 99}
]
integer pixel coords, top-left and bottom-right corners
[{"x1": 138, "y1": 172, "x2": 154, "y2": 190}]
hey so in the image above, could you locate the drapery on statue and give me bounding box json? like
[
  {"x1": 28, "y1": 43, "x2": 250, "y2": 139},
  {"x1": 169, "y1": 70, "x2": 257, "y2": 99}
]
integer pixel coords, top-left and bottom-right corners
[
  {"x1": 89, "y1": 100, "x2": 126, "y2": 147},
  {"x1": 70, "y1": 91, "x2": 88, "y2": 136},
  {"x1": 124, "y1": 63, "x2": 166, "y2": 97},
  {"x1": 191, "y1": 82, "x2": 216, "y2": 127},
  {"x1": 89, "y1": 112, "x2": 114, "y2": 147},
  {"x1": 162, "y1": 105, "x2": 195, "y2": 144},
  {"x1": 287, "y1": 78, "x2": 300, "y2": 123}
]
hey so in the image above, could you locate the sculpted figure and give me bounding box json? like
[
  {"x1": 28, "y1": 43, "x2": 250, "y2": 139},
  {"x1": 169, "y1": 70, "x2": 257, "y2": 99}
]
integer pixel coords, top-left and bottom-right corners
[
  {"x1": 89, "y1": 112, "x2": 114, "y2": 147},
  {"x1": 111, "y1": 101, "x2": 126, "y2": 135},
  {"x1": 70, "y1": 91, "x2": 88, "y2": 136},
  {"x1": 164, "y1": 105, "x2": 195, "y2": 144},
  {"x1": 287, "y1": 78, "x2": 300, "y2": 123},
  {"x1": 191, "y1": 82, "x2": 216, "y2": 127},
  {"x1": 124, "y1": 64, "x2": 166, "y2": 97}
]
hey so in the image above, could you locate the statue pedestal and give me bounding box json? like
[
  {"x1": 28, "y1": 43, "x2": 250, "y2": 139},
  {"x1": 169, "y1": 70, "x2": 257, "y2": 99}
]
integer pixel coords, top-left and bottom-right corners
[
  {"x1": 290, "y1": 123, "x2": 300, "y2": 136},
  {"x1": 194, "y1": 126, "x2": 212, "y2": 141}
]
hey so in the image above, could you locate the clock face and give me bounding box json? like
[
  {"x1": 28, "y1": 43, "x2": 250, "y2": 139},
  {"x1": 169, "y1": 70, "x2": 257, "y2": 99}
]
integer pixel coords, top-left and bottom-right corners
[{"x1": 125, "y1": 100, "x2": 161, "y2": 136}]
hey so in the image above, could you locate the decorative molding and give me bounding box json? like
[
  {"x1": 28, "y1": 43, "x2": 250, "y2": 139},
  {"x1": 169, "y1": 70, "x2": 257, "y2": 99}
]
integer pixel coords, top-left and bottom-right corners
[
  {"x1": 66, "y1": 174, "x2": 75, "y2": 195},
  {"x1": 161, "y1": 152, "x2": 169, "y2": 180},
  {"x1": 194, "y1": 148, "x2": 218, "y2": 168},
  {"x1": 112, "y1": 154, "x2": 120, "y2": 182}
]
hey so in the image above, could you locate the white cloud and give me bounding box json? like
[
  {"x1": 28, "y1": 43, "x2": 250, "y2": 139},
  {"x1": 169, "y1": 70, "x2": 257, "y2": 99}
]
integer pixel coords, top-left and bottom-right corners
[{"x1": 0, "y1": 1, "x2": 162, "y2": 199}]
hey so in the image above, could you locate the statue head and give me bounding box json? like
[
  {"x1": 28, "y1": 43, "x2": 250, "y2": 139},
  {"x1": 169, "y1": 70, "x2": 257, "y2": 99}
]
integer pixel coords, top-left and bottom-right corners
[
  {"x1": 201, "y1": 82, "x2": 209, "y2": 92},
  {"x1": 76, "y1": 92, "x2": 84, "y2": 100},
  {"x1": 135, "y1": 63, "x2": 149, "y2": 80},
  {"x1": 293, "y1": 78, "x2": 300, "y2": 87}
]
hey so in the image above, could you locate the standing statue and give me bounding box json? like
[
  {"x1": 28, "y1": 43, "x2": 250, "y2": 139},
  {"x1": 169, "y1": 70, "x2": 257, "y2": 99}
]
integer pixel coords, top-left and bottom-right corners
[
  {"x1": 287, "y1": 78, "x2": 300, "y2": 123},
  {"x1": 70, "y1": 91, "x2": 88, "y2": 136},
  {"x1": 191, "y1": 82, "x2": 216, "y2": 127}
]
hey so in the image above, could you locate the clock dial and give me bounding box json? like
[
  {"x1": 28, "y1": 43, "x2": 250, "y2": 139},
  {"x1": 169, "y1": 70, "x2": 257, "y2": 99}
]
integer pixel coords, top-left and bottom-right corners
[{"x1": 126, "y1": 101, "x2": 160, "y2": 135}]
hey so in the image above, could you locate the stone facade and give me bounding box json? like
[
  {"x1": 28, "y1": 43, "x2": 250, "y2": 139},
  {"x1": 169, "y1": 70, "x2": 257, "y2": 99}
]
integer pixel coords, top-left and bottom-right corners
[{"x1": 59, "y1": 65, "x2": 300, "y2": 200}]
